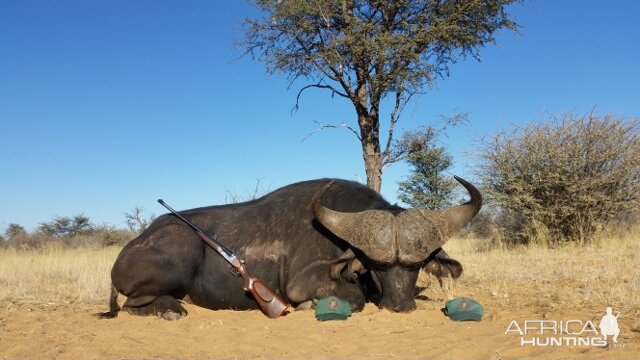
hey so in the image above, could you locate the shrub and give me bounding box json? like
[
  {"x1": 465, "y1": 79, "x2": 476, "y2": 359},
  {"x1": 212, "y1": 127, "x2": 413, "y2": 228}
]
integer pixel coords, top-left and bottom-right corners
[
  {"x1": 477, "y1": 112, "x2": 640, "y2": 245},
  {"x1": 7, "y1": 231, "x2": 54, "y2": 250},
  {"x1": 5, "y1": 215, "x2": 135, "y2": 250},
  {"x1": 5, "y1": 223, "x2": 27, "y2": 240}
]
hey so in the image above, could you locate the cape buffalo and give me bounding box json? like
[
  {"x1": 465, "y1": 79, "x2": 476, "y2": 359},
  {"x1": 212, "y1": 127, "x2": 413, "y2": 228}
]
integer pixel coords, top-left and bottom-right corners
[{"x1": 99, "y1": 176, "x2": 481, "y2": 319}]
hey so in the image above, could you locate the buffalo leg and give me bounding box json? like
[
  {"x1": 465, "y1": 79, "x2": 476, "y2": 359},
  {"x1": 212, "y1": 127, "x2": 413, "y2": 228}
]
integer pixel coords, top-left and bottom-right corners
[
  {"x1": 420, "y1": 248, "x2": 463, "y2": 300},
  {"x1": 286, "y1": 260, "x2": 366, "y2": 311},
  {"x1": 123, "y1": 295, "x2": 187, "y2": 321}
]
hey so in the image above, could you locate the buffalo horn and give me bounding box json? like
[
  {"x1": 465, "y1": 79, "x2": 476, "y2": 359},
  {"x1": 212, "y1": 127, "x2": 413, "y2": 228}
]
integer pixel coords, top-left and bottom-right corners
[
  {"x1": 397, "y1": 176, "x2": 482, "y2": 263},
  {"x1": 312, "y1": 181, "x2": 397, "y2": 264}
]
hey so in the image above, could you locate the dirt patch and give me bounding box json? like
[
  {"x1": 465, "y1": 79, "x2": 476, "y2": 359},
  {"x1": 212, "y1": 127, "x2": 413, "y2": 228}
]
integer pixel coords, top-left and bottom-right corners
[{"x1": 0, "y1": 300, "x2": 637, "y2": 359}]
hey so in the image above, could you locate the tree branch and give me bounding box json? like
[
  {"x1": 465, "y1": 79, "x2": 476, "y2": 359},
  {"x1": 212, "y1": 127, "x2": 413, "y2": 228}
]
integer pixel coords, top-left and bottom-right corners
[
  {"x1": 292, "y1": 78, "x2": 350, "y2": 114},
  {"x1": 301, "y1": 120, "x2": 361, "y2": 143},
  {"x1": 293, "y1": 36, "x2": 355, "y2": 99},
  {"x1": 382, "y1": 88, "x2": 416, "y2": 167}
]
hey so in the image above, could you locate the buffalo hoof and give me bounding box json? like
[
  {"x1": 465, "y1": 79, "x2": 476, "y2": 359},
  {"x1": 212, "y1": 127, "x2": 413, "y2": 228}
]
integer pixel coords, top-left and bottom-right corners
[
  {"x1": 95, "y1": 311, "x2": 118, "y2": 319},
  {"x1": 295, "y1": 299, "x2": 317, "y2": 311},
  {"x1": 123, "y1": 295, "x2": 188, "y2": 320},
  {"x1": 158, "y1": 310, "x2": 185, "y2": 321}
]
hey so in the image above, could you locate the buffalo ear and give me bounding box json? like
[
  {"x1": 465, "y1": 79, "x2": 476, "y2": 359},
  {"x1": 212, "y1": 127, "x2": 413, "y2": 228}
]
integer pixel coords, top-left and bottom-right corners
[
  {"x1": 329, "y1": 249, "x2": 366, "y2": 282},
  {"x1": 422, "y1": 249, "x2": 463, "y2": 279}
]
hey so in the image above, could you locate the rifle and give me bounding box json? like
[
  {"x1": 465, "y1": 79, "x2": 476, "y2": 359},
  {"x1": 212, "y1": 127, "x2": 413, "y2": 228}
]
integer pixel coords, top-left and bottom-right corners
[
  {"x1": 616, "y1": 305, "x2": 628, "y2": 319},
  {"x1": 158, "y1": 199, "x2": 289, "y2": 319}
]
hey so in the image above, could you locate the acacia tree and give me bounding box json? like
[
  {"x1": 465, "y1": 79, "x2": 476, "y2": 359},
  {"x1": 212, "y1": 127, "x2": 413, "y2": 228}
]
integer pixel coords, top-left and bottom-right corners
[
  {"x1": 38, "y1": 214, "x2": 94, "y2": 238},
  {"x1": 243, "y1": 0, "x2": 519, "y2": 191}
]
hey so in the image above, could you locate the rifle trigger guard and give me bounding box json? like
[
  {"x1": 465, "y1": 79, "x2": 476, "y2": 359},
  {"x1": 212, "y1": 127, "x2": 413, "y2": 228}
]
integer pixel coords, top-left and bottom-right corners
[{"x1": 229, "y1": 266, "x2": 241, "y2": 277}]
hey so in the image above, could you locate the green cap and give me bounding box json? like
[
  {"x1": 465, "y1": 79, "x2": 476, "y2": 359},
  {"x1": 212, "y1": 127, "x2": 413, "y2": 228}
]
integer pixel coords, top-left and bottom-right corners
[
  {"x1": 445, "y1": 297, "x2": 484, "y2": 321},
  {"x1": 315, "y1": 296, "x2": 352, "y2": 321}
]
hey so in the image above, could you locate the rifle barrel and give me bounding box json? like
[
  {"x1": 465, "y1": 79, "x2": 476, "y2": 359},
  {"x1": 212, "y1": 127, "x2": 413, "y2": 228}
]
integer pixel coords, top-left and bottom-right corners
[{"x1": 158, "y1": 199, "x2": 235, "y2": 258}]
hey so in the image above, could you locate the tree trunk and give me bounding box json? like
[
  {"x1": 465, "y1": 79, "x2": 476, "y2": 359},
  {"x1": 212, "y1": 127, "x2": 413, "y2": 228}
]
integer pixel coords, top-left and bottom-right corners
[
  {"x1": 363, "y1": 141, "x2": 383, "y2": 193},
  {"x1": 353, "y1": 69, "x2": 383, "y2": 192},
  {"x1": 358, "y1": 111, "x2": 383, "y2": 193}
]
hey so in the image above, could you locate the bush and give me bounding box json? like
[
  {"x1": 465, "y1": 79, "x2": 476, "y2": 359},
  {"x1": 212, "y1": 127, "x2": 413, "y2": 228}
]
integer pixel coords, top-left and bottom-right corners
[
  {"x1": 4, "y1": 215, "x2": 135, "y2": 250},
  {"x1": 5, "y1": 223, "x2": 27, "y2": 240},
  {"x1": 6, "y1": 229, "x2": 134, "y2": 250},
  {"x1": 92, "y1": 226, "x2": 135, "y2": 247},
  {"x1": 6, "y1": 231, "x2": 54, "y2": 250},
  {"x1": 477, "y1": 112, "x2": 640, "y2": 245}
]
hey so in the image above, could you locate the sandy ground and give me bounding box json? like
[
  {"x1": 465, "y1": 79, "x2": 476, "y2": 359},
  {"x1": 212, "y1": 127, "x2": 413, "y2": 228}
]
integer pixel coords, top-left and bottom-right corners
[{"x1": 1, "y1": 299, "x2": 637, "y2": 360}]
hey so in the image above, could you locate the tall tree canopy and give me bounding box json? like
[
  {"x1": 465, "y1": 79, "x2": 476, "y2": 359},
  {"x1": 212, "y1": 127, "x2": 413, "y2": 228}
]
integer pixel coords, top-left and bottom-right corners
[{"x1": 243, "y1": 0, "x2": 519, "y2": 192}]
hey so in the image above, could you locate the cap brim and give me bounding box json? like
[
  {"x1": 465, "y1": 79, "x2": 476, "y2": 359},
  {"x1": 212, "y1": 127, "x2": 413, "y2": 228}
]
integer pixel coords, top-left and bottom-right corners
[
  {"x1": 448, "y1": 314, "x2": 482, "y2": 321},
  {"x1": 316, "y1": 313, "x2": 350, "y2": 321}
]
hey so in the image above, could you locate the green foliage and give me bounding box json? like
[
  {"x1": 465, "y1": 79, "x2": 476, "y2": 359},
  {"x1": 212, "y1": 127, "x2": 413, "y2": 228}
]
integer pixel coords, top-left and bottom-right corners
[
  {"x1": 245, "y1": 0, "x2": 518, "y2": 95},
  {"x1": 478, "y1": 112, "x2": 640, "y2": 244},
  {"x1": 242, "y1": 0, "x2": 519, "y2": 190},
  {"x1": 396, "y1": 126, "x2": 457, "y2": 209},
  {"x1": 38, "y1": 214, "x2": 94, "y2": 238}
]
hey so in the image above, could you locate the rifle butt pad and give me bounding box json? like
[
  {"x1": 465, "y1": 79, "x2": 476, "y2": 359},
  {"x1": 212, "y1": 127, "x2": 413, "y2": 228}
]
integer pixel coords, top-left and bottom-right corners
[{"x1": 251, "y1": 280, "x2": 289, "y2": 319}]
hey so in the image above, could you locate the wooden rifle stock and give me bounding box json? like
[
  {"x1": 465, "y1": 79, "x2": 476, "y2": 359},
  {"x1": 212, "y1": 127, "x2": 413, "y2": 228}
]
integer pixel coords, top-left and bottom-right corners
[
  {"x1": 158, "y1": 199, "x2": 289, "y2": 319},
  {"x1": 235, "y1": 265, "x2": 291, "y2": 319}
]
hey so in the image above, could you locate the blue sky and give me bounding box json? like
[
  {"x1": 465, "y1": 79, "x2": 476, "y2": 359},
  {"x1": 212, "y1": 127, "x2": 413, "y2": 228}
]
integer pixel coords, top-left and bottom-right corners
[{"x1": 1, "y1": 1, "x2": 639, "y2": 232}]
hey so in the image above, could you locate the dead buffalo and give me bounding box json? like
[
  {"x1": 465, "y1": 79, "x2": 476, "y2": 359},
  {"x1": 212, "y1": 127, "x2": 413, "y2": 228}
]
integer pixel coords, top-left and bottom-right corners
[{"x1": 99, "y1": 176, "x2": 481, "y2": 319}]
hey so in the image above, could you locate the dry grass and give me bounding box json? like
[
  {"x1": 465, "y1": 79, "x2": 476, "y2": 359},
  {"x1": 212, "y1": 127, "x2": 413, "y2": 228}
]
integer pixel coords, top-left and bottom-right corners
[
  {"x1": 435, "y1": 231, "x2": 640, "y2": 315},
  {"x1": 0, "y1": 245, "x2": 120, "y2": 309},
  {"x1": 1, "y1": 233, "x2": 638, "y2": 316}
]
